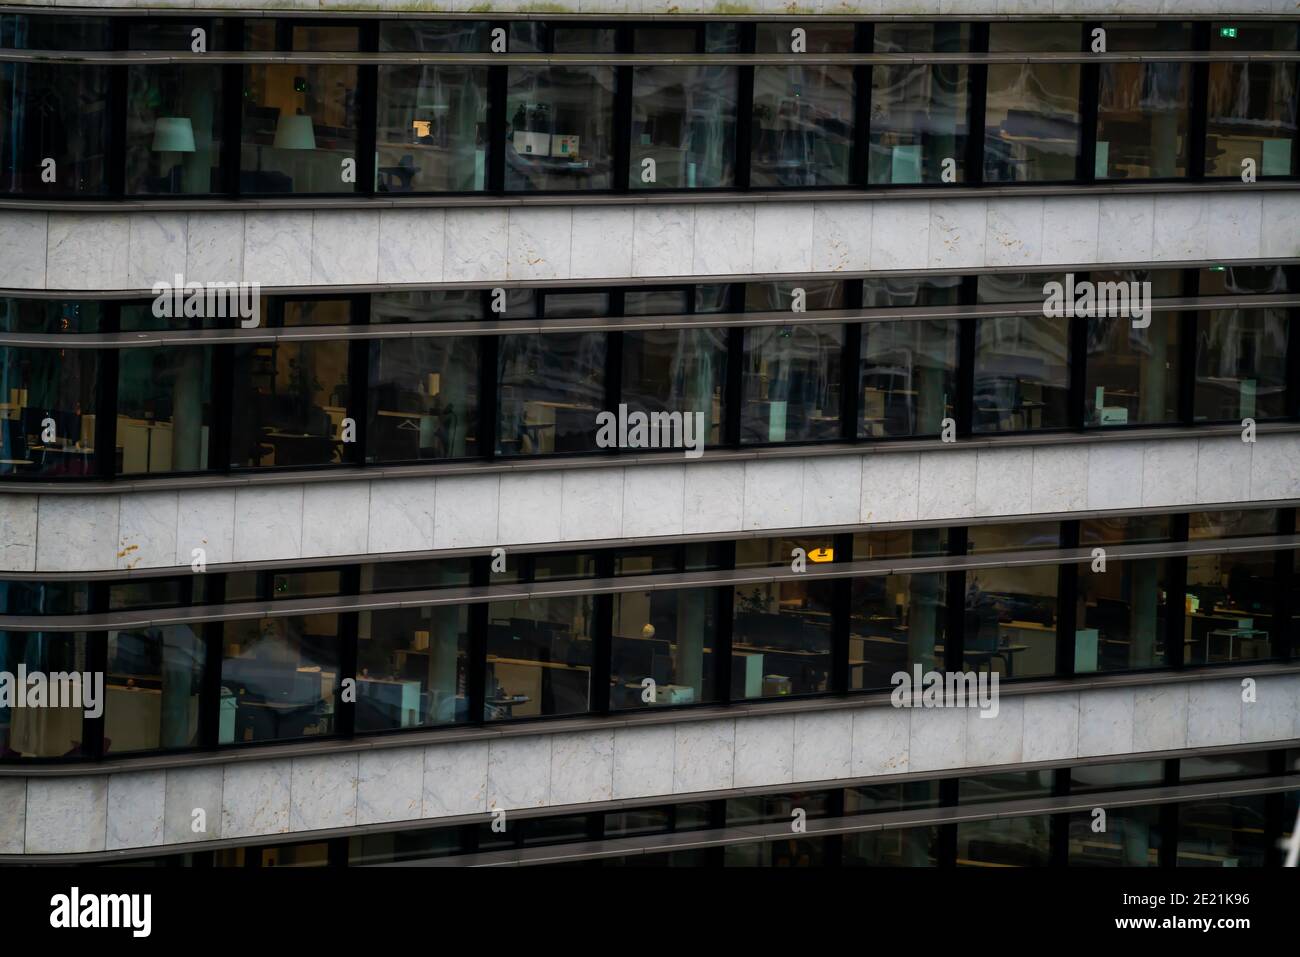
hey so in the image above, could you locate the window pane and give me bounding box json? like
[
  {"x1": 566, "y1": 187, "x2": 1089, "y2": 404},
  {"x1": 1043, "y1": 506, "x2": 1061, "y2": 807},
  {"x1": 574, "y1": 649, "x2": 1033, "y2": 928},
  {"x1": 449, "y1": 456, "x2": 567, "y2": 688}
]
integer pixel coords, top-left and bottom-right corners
[
  {"x1": 964, "y1": 564, "x2": 1058, "y2": 678},
  {"x1": 751, "y1": 58, "x2": 854, "y2": 187},
  {"x1": 1096, "y1": 63, "x2": 1189, "y2": 179},
  {"x1": 357, "y1": 606, "x2": 469, "y2": 730},
  {"x1": 497, "y1": 332, "x2": 604, "y2": 455},
  {"x1": 860, "y1": 319, "x2": 958, "y2": 437},
  {"x1": 845, "y1": 827, "x2": 942, "y2": 866},
  {"x1": 973, "y1": 316, "x2": 1071, "y2": 432},
  {"x1": 220, "y1": 615, "x2": 340, "y2": 744},
  {"x1": 376, "y1": 64, "x2": 488, "y2": 192},
  {"x1": 485, "y1": 596, "x2": 593, "y2": 719},
  {"x1": 0, "y1": 299, "x2": 102, "y2": 335},
  {"x1": 1085, "y1": 315, "x2": 1181, "y2": 426},
  {"x1": 1185, "y1": 552, "x2": 1277, "y2": 664},
  {"x1": 610, "y1": 587, "x2": 716, "y2": 710},
  {"x1": 367, "y1": 338, "x2": 480, "y2": 462},
  {"x1": 621, "y1": 329, "x2": 727, "y2": 448},
  {"x1": 506, "y1": 66, "x2": 614, "y2": 190},
  {"x1": 371, "y1": 289, "x2": 485, "y2": 324},
  {"x1": 1205, "y1": 63, "x2": 1297, "y2": 177},
  {"x1": 116, "y1": 347, "x2": 214, "y2": 474},
  {"x1": 1176, "y1": 796, "x2": 1268, "y2": 867},
  {"x1": 850, "y1": 572, "x2": 946, "y2": 690},
  {"x1": 985, "y1": 56, "x2": 1081, "y2": 181},
  {"x1": 1073, "y1": 558, "x2": 1169, "y2": 673},
  {"x1": 732, "y1": 578, "x2": 832, "y2": 699},
  {"x1": 631, "y1": 66, "x2": 737, "y2": 189},
  {"x1": 126, "y1": 66, "x2": 223, "y2": 194},
  {"x1": 741, "y1": 325, "x2": 843, "y2": 444},
  {"x1": 869, "y1": 62, "x2": 969, "y2": 184},
  {"x1": 956, "y1": 815, "x2": 1052, "y2": 867},
  {"x1": 0, "y1": 64, "x2": 111, "y2": 195},
  {"x1": 1069, "y1": 805, "x2": 1161, "y2": 866},
  {"x1": 0, "y1": 631, "x2": 89, "y2": 757},
  {"x1": 105, "y1": 625, "x2": 204, "y2": 753},
  {"x1": 231, "y1": 341, "x2": 349, "y2": 468},
  {"x1": 1189, "y1": 508, "x2": 1277, "y2": 540},
  {"x1": 0, "y1": 347, "x2": 100, "y2": 477},
  {"x1": 241, "y1": 64, "x2": 359, "y2": 194},
  {"x1": 1193, "y1": 310, "x2": 1289, "y2": 421}
]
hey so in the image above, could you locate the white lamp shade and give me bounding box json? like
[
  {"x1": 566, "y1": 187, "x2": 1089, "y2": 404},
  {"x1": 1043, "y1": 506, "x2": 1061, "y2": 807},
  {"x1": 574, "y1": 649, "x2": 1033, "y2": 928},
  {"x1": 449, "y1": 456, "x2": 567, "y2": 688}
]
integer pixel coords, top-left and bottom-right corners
[
  {"x1": 151, "y1": 117, "x2": 196, "y2": 153},
  {"x1": 273, "y1": 113, "x2": 316, "y2": 150}
]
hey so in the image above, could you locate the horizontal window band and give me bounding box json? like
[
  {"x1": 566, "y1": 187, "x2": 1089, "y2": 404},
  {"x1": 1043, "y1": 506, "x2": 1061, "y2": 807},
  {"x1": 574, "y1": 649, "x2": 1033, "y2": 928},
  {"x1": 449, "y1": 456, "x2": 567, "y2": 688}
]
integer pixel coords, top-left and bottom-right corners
[
  {"x1": 6, "y1": 49, "x2": 1300, "y2": 65},
  {"x1": 3, "y1": 293, "x2": 1295, "y2": 349},
  {"x1": 0, "y1": 421, "x2": 1295, "y2": 497},
  {"x1": 1, "y1": 179, "x2": 1297, "y2": 217},
  {"x1": 3, "y1": 532, "x2": 1296, "y2": 632},
  {"x1": 2, "y1": 255, "x2": 1296, "y2": 303}
]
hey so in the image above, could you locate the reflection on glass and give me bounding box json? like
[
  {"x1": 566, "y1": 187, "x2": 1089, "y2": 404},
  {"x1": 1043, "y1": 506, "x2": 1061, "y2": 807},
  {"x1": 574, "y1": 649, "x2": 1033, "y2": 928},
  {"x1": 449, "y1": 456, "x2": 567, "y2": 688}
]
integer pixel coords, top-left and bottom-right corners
[
  {"x1": 621, "y1": 329, "x2": 727, "y2": 448},
  {"x1": 860, "y1": 320, "x2": 958, "y2": 437},
  {"x1": 1206, "y1": 63, "x2": 1297, "y2": 177},
  {"x1": 985, "y1": 26, "x2": 1082, "y2": 183},
  {"x1": 126, "y1": 66, "x2": 222, "y2": 194},
  {"x1": 1176, "y1": 796, "x2": 1268, "y2": 866},
  {"x1": 1193, "y1": 310, "x2": 1289, "y2": 421},
  {"x1": 0, "y1": 64, "x2": 111, "y2": 195},
  {"x1": 485, "y1": 596, "x2": 593, "y2": 719},
  {"x1": 506, "y1": 66, "x2": 614, "y2": 190},
  {"x1": 1185, "y1": 552, "x2": 1276, "y2": 664},
  {"x1": 1070, "y1": 806, "x2": 1161, "y2": 866},
  {"x1": 367, "y1": 338, "x2": 479, "y2": 462},
  {"x1": 230, "y1": 340, "x2": 349, "y2": 468},
  {"x1": 964, "y1": 564, "x2": 1058, "y2": 678},
  {"x1": 116, "y1": 347, "x2": 213, "y2": 474},
  {"x1": 1085, "y1": 316, "x2": 1180, "y2": 426},
  {"x1": 497, "y1": 333, "x2": 605, "y2": 455},
  {"x1": 850, "y1": 572, "x2": 946, "y2": 690},
  {"x1": 1073, "y1": 559, "x2": 1169, "y2": 673},
  {"x1": 844, "y1": 827, "x2": 941, "y2": 866},
  {"x1": 220, "y1": 615, "x2": 340, "y2": 743},
  {"x1": 631, "y1": 66, "x2": 737, "y2": 189},
  {"x1": 973, "y1": 316, "x2": 1070, "y2": 432},
  {"x1": 376, "y1": 63, "x2": 487, "y2": 192},
  {"x1": 740, "y1": 325, "x2": 843, "y2": 444},
  {"x1": 105, "y1": 625, "x2": 204, "y2": 753},
  {"x1": 956, "y1": 815, "x2": 1052, "y2": 866},
  {"x1": 357, "y1": 605, "x2": 468, "y2": 729},
  {"x1": 1095, "y1": 23, "x2": 1191, "y2": 180},
  {"x1": 240, "y1": 63, "x2": 358, "y2": 194},
  {"x1": 0, "y1": 632, "x2": 88, "y2": 757},
  {"x1": 610, "y1": 587, "x2": 716, "y2": 710},
  {"x1": 0, "y1": 347, "x2": 99, "y2": 477}
]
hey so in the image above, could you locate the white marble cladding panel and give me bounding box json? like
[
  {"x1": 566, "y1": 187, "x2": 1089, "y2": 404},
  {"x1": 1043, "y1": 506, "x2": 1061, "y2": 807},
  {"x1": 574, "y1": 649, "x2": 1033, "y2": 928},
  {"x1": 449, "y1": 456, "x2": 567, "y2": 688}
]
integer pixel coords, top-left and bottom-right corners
[
  {"x1": 7, "y1": 190, "x2": 1299, "y2": 291},
  {"x1": 4, "y1": 432, "x2": 1296, "y2": 573},
  {"x1": 5, "y1": 1, "x2": 1289, "y2": 17},
  {"x1": 7, "y1": 671, "x2": 1299, "y2": 854}
]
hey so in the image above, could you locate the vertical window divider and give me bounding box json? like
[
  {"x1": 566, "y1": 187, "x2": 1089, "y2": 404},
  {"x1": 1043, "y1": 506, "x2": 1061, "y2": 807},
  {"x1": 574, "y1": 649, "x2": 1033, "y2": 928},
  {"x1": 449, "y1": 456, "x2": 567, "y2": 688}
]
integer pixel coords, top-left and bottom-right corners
[
  {"x1": 606, "y1": 326, "x2": 623, "y2": 438},
  {"x1": 96, "y1": 303, "x2": 121, "y2": 480},
  {"x1": 724, "y1": 284, "x2": 746, "y2": 448},
  {"x1": 107, "y1": 19, "x2": 129, "y2": 199},
  {"x1": 965, "y1": 23, "x2": 990, "y2": 187},
  {"x1": 830, "y1": 532, "x2": 853, "y2": 696},
  {"x1": 853, "y1": 22, "x2": 873, "y2": 187},
  {"x1": 1286, "y1": 296, "x2": 1300, "y2": 421},
  {"x1": 955, "y1": 278, "x2": 978, "y2": 437},
  {"x1": 468, "y1": 556, "x2": 490, "y2": 725},
  {"x1": 1188, "y1": 21, "x2": 1210, "y2": 180},
  {"x1": 613, "y1": 26, "x2": 633, "y2": 193},
  {"x1": 714, "y1": 539, "x2": 736, "y2": 707},
  {"x1": 1167, "y1": 513, "x2": 1189, "y2": 670},
  {"x1": 1055, "y1": 521, "x2": 1080, "y2": 680},
  {"x1": 840, "y1": 282, "x2": 863, "y2": 442},
  {"x1": 487, "y1": 23, "x2": 507, "y2": 194},
  {"x1": 1077, "y1": 23, "x2": 1100, "y2": 185},
  {"x1": 1157, "y1": 758, "x2": 1180, "y2": 867},
  {"x1": 479, "y1": 302, "x2": 499, "y2": 462},
  {"x1": 337, "y1": 566, "x2": 360, "y2": 739},
  {"x1": 591, "y1": 552, "x2": 614, "y2": 716},
  {"x1": 1273, "y1": 508, "x2": 1295, "y2": 661},
  {"x1": 198, "y1": 576, "x2": 227, "y2": 750},
  {"x1": 84, "y1": 582, "x2": 110, "y2": 761},
  {"x1": 734, "y1": 23, "x2": 756, "y2": 191},
  {"x1": 1067, "y1": 286, "x2": 1089, "y2": 431},
  {"x1": 356, "y1": 20, "x2": 379, "y2": 197},
  {"x1": 1178, "y1": 271, "x2": 1200, "y2": 425},
  {"x1": 944, "y1": 526, "x2": 968, "y2": 673},
  {"x1": 222, "y1": 20, "x2": 244, "y2": 198},
  {"x1": 346, "y1": 295, "x2": 371, "y2": 468}
]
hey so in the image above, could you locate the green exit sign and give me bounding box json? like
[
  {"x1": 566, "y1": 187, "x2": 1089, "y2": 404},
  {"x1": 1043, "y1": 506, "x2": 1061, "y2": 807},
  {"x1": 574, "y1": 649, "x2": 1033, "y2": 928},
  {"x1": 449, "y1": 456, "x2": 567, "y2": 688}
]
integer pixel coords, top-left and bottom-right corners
[{"x1": 1220, "y1": 26, "x2": 1238, "y2": 39}]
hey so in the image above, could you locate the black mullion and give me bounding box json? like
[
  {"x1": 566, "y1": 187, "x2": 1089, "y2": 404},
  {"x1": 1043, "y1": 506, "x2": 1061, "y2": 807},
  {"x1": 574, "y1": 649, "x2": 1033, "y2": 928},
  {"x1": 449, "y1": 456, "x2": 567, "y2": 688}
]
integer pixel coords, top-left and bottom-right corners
[
  {"x1": 605, "y1": 331, "x2": 623, "y2": 427},
  {"x1": 345, "y1": 296, "x2": 370, "y2": 468},
  {"x1": 955, "y1": 277, "x2": 978, "y2": 436},
  {"x1": 724, "y1": 284, "x2": 746, "y2": 447},
  {"x1": 95, "y1": 304, "x2": 121, "y2": 480},
  {"x1": 714, "y1": 540, "x2": 736, "y2": 706},
  {"x1": 1178, "y1": 269, "x2": 1200, "y2": 425},
  {"x1": 853, "y1": 22, "x2": 872, "y2": 187},
  {"x1": 965, "y1": 24, "x2": 989, "y2": 187},
  {"x1": 944, "y1": 526, "x2": 969, "y2": 673},
  {"x1": 1273, "y1": 508, "x2": 1295, "y2": 661},
  {"x1": 221, "y1": 20, "x2": 244, "y2": 197},
  {"x1": 1287, "y1": 302, "x2": 1300, "y2": 420},
  {"x1": 1068, "y1": 310, "x2": 1088, "y2": 431},
  {"x1": 336, "y1": 566, "x2": 360, "y2": 739},
  {"x1": 355, "y1": 20, "x2": 379, "y2": 196},
  {"x1": 734, "y1": 23, "x2": 756, "y2": 191},
  {"x1": 591, "y1": 553, "x2": 614, "y2": 716},
  {"x1": 829, "y1": 532, "x2": 853, "y2": 696},
  {"x1": 468, "y1": 556, "x2": 490, "y2": 724},
  {"x1": 83, "y1": 582, "x2": 110, "y2": 760},
  {"x1": 1077, "y1": 24, "x2": 1100, "y2": 185},
  {"x1": 840, "y1": 281, "x2": 862, "y2": 441},
  {"x1": 1055, "y1": 521, "x2": 1080, "y2": 679},
  {"x1": 938, "y1": 778, "x2": 959, "y2": 867},
  {"x1": 1188, "y1": 22, "x2": 1210, "y2": 180},
  {"x1": 1167, "y1": 513, "x2": 1189, "y2": 669},
  {"x1": 1157, "y1": 758, "x2": 1180, "y2": 867},
  {"x1": 106, "y1": 19, "x2": 129, "y2": 198},
  {"x1": 198, "y1": 576, "x2": 226, "y2": 750},
  {"x1": 479, "y1": 322, "x2": 499, "y2": 461},
  {"x1": 487, "y1": 29, "x2": 507, "y2": 194},
  {"x1": 613, "y1": 26, "x2": 633, "y2": 193}
]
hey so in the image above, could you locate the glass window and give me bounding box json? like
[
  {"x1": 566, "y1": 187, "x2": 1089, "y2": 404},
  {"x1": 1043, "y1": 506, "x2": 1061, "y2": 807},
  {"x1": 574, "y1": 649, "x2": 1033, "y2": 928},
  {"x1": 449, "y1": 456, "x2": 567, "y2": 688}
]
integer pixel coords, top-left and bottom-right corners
[
  {"x1": 380, "y1": 20, "x2": 488, "y2": 52},
  {"x1": 1185, "y1": 552, "x2": 1277, "y2": 664},
  {"x1": 0, "y1": 580, "x2": 90, "y2": 616},
  {"x1": 964, "y1": 563, "x2": 1058, "y2": 678},
  {"x1": 610, "y1": 587, "x2": 716, "y2": 710},
  {"x1": 105, "y1": 625, "x2": 204, "y2": 754},
  {"x1": 956, "y1": 815, "x2": 1052, "y2": 867},
  {"x1": 985, "y1": 25, "x2": 1082, "y2": 183},
  {"x1": 116, "y1": 347, "x2": 214, "y2": 474},
  {"x1": 860, "y1": 319, "x2": 958, "y2": 438},
  {"x1": 240, "y1": 63, "x2": 359, "y2": 194},
  {"x1": 631, "y1": 65, "x2": 737, "y2": 189},
  {"x1": 485, "y1": 595, "x2": 593, "y2": 720},
  {"x1": 1, "y1": 14, "x2": 111, "y2": 50},
  {"x1": 497, "y1": 333, "x2": 605, "y2": 455},
  {"x1": 862, "y1": 275, "x2": 961, "y2": 308},
  {"x1": 360, "y1": 558, "x2": 471, "y2": 594},
  {"x1": 371, "y1": 289, "x2": 485, "y2": 324},
  {"x1": 0, "y1": 347, "x2": 100, "y2": 477},
  {"x1": 1176, "y1": 796, "x2": 1269, "y2": 866},
  {"x1": 844, "y1": 827, "x2": 942, "y2": 866},
  {"x1": 367, "y1": 338, "x2": 479, "y2": 462},
  {"x1": 0, "y1": 64, "x2": 111, "y2": 195},
  {"x1": 621, "y1": 329, "x2": 727, "y2": 449},
  {"x1": 126, "y1": 66, "x2": 223, "y2": 195},
  {"x1": 959, "y1": 769, "x2": 1054, "y2": 804},
  {"x1": 968, "y1": 521, "x2": 1061, "y2": 553},
  {"x1": 1095, "y1": 24, "x2": 1191, "y2": 180},
  {"x1": 0, "y1": 631, "x2": 89, "y2": 758},
  {"x1": 1180, "y1": 751, "x2": 1270, "y2": 783},
  {"x1": 973, "y1": 316, "x2": 1071, "y2": 432},
  {"x1": 1199, "y1": 264, "x2": 1294, "y2": 296},
  {"x1": 1205, "y1": 61, "x2": 1297, "y2": 177},
  {"x1": 1085, "y1": 316, "x2": 1181, "y2": 427},
  {"x1": 1073, "y1": 558, "x2": 1170, "y2": 673},
  {"x1": 740, "y1": 325, "x2": 843, "y2": 444},
  {"x1": 1193, "y1": 310, "x2": 1289, "y2": 421},
  {"x1": 0, "y1": 299, "x2": 101, "y2": 335},
  {"x1": 1189, "y1": 509, "x2": 1278, "y2": 540},
  {"x1": 751, "y1": 24, "x2": 854, "y2": 187},
  {"x1": 850, "y1": 572, "x2": 946, "y2": 690},
  {"x1": 376, "y1": 63, "x2": 487, "y2": 192},
  {"x1": 853, "y1": 527, "x2": 947, "y2": 560},
  {"x1": 230, "y1": 340, "x2": 350, "y2": 468},
  {"x1": 357, "y1": 605, "x2": 468, "y2": 730},
  {"x1": 220, "y1": 615, "x2": 340, "y2": 744},
  {"x1": 1070, "y1": 759, "x2": 1165, "y2": 793},
  {"x1": 1081, "y1": 515, "x2": 1172, "y2": 547},
  {"x1": 870, "y1": 22, "x2": 970, "y2": 184},
  {"x1": 506, "y1": 65, "x2": 614, "y2": 191},
  {"x1": 1069, "y1": 805, "x2": 1161, "y2": 866}
]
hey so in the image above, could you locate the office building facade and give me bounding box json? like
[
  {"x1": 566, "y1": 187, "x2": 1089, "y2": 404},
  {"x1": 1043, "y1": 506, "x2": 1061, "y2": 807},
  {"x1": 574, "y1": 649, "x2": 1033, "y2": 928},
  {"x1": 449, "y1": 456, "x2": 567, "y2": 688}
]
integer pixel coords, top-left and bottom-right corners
[{"x1": 0, "y1": 0, "x2": 1298, "y2": 867}]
